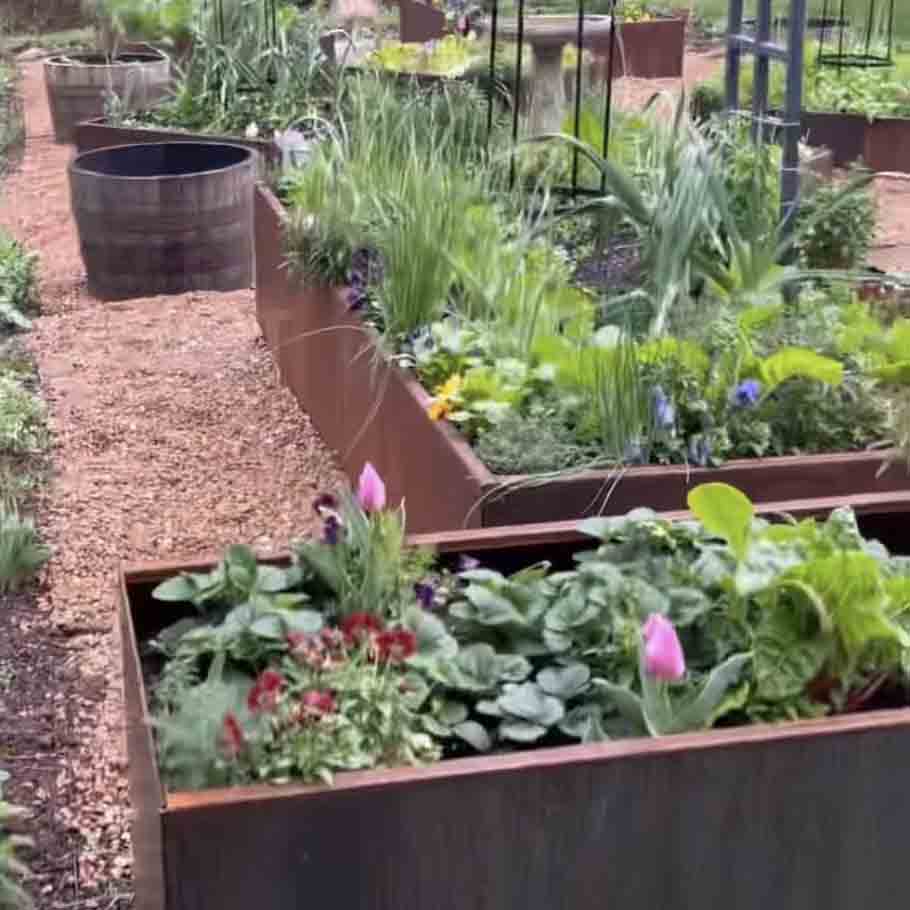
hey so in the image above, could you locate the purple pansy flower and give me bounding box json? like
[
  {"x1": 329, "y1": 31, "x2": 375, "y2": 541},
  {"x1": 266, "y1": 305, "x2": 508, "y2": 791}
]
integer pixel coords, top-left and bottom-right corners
[
  {"x1": 322, "y1": 515, "x2": 341, "y2": 546},
  {"x1": 687, "y1": 435, "x2": 712, "y2": 467},
  {"x1": 731, "y1": 379, "x2": 762, "y2": 408},
  {"x1": 652, "y1": 386, "x2": 675, "y2": 430},
  {"x1": 414, "y1": 582, "x2": 435, "y2": 609}
]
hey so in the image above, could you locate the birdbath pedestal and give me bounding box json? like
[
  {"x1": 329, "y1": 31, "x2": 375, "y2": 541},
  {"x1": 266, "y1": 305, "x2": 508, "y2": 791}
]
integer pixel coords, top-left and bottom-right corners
[{"x1": 493, "y1": 15, "x2": 614, "y2": 135}]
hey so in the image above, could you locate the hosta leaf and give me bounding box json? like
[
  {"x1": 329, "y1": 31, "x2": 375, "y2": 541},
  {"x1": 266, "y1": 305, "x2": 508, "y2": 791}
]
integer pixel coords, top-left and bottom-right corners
[
  {"x1": 453, "y1": 720, "x2": 492, "y2": 752},
  {"x1": 537, "y1": 663, "x2": 591, "y2": 699},
  {"x1": 497, "y1": 683, "x2": 565, "y2": 727}
]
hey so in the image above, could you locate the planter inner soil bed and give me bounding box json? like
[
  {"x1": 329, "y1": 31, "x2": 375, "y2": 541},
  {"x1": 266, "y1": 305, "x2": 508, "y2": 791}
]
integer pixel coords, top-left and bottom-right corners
[
  {"x1": 121, "y1": 511, "x2": 910, "y2": 910},
  {"x1": 70, "y1": 142, "x2": 255, "y2": 301}
]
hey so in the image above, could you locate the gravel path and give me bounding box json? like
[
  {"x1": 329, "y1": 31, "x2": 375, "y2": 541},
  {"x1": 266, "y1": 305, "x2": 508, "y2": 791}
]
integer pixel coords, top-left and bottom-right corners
[{"x1": 0, "y1": 62, "x2": 343, "y2": 907}]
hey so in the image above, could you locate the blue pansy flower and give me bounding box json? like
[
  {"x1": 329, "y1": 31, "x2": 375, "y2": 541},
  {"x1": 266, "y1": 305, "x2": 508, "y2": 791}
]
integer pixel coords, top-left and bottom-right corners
[{"x1": 731, "y1": 379, "x2": 762, "y2": 408}]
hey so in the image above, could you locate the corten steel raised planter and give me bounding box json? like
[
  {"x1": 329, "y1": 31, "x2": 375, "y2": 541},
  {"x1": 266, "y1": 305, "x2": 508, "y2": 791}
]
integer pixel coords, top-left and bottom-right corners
[
  {"x1": 592, "y1": 16, "x2": 686, "y2": 80},
  {"x1": 74, "y1": 117, "x2": 281, "y2": 173},
  {"x1": 398, "y1": 0, "x2": 446, "y2": 43},
  {"x1": 798, "y1": 111, "x2": 910, "y2": 173},
  {"x1": 122, "y1": 504, "x2": 910, "y2": 910},
  {"x1": 255, "y1": 184, "x2": 910, "y2": 533},
  {"x1": 71, "y1": 142, "x2": 255, "y2": 301}
]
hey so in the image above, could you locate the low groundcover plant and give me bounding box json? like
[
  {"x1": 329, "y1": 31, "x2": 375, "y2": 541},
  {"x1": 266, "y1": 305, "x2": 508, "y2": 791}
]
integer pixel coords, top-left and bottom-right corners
[{"x1": 147, "y1": 465, "x2": 910, "y2": 790}]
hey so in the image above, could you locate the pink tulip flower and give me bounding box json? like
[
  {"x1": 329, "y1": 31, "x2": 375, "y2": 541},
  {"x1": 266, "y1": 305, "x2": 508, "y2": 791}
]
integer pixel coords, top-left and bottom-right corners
[
  {"x1": 357, "y1": 462, "x2": 386, "y2": 513},
  {"x1": 642, "y1": 614, "x2": 686, "y2": 682}
]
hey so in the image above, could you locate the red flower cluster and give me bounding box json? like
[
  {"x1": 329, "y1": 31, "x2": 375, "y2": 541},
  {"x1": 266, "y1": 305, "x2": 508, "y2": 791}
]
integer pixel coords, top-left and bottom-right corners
[
  {"x1": 220, "y1": 712, "x2": 245, "y2": 759},
  {"x1": 341, "y1": 612, "x2": 384, "y2": 645},
  {"x1": 288, "y1": 628, "x2": 348, "y2": 670},
  {"x1": 339, "y1": 612, "x2": 417, "y2": 664},
  {"x1": 247, "y1": 669, "x2": 285, "y2": 713},
  {"x1": 300, "y1": 689, "x2": 337, "y2": 718},
  {"x1": 376, "y1": 629, "x2": 417, "y2": 663}
]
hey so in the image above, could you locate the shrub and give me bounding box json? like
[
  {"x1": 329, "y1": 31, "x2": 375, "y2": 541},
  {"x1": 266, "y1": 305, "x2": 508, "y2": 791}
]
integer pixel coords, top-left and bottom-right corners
[
  {"x1": 0, "y1": 502, "x2": 48, "y2": 593},
  {"x1": 797, "y1": 169, "x2": 877, "y2": 269},
  {"x1": 0, "y1": 375, "x2": 45, "y2": 455},
  {"x1": 0, "y1": 234, "x2": 38, "y2": 331}
]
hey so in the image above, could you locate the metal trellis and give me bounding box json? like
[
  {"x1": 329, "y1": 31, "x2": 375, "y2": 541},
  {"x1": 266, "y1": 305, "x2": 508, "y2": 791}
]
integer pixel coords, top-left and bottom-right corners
[{"x1": 724, "y1": 0, "x2": 808, "y2": 238}]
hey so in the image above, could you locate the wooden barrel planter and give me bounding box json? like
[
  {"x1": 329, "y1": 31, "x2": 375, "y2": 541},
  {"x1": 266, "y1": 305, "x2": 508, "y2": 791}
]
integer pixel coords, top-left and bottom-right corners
[
  {"x1": 69, "y1": 142, "x2": 255, "y2": 301},
  {"x1": 43, "y1": 51, "x2": 170, "y2": 144}
]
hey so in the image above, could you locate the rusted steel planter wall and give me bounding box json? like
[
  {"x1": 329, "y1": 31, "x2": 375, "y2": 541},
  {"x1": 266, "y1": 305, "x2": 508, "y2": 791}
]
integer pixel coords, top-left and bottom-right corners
[
  {"x1": 255, "y1": 185, "x2": 910, "y2": 532},
  {"x1": 123, "y1": 523, "x2": 910, "y2": 910},
  {"x1": 799, "y1": 111, "x2": 910, "y2": 173},
  {"x1": 593, "y1": 17, "x2": 686, "y2": 80}
]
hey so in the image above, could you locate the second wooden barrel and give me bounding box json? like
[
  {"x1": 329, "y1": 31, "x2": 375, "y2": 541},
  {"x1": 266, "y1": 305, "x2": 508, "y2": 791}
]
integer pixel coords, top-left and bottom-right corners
[
  {"x1": 69, "y1": 142, "x2": 255, "y2": 301},
  {"x1": 44, "y1": 52, "x2": 171, "y2": 144}
]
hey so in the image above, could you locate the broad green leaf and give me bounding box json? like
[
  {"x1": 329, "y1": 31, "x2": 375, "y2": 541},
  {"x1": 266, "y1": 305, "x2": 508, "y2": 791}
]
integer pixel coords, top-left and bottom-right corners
[
  {"x1": 256, "y1": 565, "x2": 294, "y2": 593},
  {"x1": 152, "y1": 575, "x2": 199, "y2": 603},
  {"x1": 464, "y1": 584, "x2": 526, "y2": 626},
  {"x1": 249, "y1": 614, "x2": 285, "y2": 640},
  {"x1": 759, "y1": 348, "x2": 843, "y2": 393},
  {"x1": 753, "y1": 605, "x2": 828, "y2": 703},
  {"x1": 278, "y1": 609, "x2": 323, "y2": 636},
  {"x1": 590, "y1": 678, "x2": 644, "y2": 727},
  {"x1": 537, "y1": 663, "x2": 591, "y2": 699},
  {"x1": 687, "y1": 483, "x2": 754, "y2": 563},
  {"x1": 499, "y1": 720, "x2": 549, "y2": 743},
  {"x1": 675, "y1": 653, "x2": 752, "y2": 730},
  {"x1": 868, "y1": 361, "x2": 910, "y2": 384},
  {"x1": 453, "y1": 720, "x2": 492, "y2": 752},
  {"x1": 403, "y1": 607, "x2": 458, "y2": 660},
  {"x1": 497, "y1": 683, "x2": 565, "y2": 727},
  {"x1": 437, "y1": 700, "x2": 469, "y2": 726},
  {"x1": 559, "y1": 703, "x2": 609, "y2": 740}
]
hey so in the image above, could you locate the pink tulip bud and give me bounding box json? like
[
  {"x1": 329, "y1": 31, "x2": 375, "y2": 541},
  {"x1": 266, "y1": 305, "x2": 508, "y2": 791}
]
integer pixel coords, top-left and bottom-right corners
[
  {"x1": 642, "y1": 614, "x2": 686, "y2": 681},
  {"x1": 357, "y1": 462, "x2": 386, "y2": 513}
]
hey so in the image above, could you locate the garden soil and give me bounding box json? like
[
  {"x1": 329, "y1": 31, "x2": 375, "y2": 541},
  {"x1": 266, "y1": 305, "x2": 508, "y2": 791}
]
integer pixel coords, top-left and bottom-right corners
[{"x1": 0, "y1": 46, "x2": 909, "y2": 910}]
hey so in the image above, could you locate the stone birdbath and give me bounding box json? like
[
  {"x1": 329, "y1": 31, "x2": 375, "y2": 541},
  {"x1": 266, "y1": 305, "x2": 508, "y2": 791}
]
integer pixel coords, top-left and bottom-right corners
[{"x1": 492, "y1": 14, "x2": 614, "y2": 134}]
